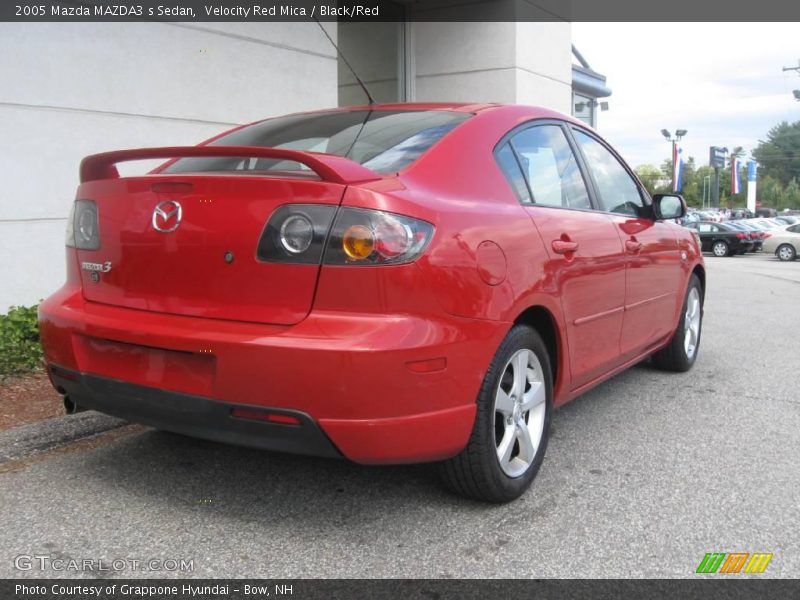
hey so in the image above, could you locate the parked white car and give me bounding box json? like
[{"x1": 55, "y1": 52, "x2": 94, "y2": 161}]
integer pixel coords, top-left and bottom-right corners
[{"x1": 762, "y1": 223, "x2": 800, "y2": 261}]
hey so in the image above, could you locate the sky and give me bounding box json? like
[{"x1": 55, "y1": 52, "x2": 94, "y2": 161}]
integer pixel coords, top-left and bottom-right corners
[{"x1": 571, "y1": 23, "x2": 800, "y2": 169}]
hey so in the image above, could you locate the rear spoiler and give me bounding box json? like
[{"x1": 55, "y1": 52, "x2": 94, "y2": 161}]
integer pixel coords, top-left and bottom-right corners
[{"x1": 79, "y1": 146, "x2": 383, "y2": 185}]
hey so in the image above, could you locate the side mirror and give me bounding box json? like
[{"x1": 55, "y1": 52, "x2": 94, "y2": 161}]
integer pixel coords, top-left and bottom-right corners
[{"x1": 652, "y1": 193, "x2": 686, "y2": 220}]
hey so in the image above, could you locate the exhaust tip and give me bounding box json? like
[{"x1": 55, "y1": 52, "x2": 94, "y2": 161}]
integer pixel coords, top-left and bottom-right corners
[{"x1": 63, "y1": 396, "x2": 86, "y2": 415}]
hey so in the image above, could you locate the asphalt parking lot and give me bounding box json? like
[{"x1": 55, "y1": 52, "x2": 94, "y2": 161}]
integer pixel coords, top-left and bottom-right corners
[{"x1": 1, "y1": 253, "x2": 799, "y2": 579}]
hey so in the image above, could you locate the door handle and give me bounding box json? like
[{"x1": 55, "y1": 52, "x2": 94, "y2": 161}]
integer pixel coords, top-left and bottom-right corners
[
  {"x1": 552, "y1": 239, "x2": 579, "y2": 254},
  {"x1": 625, "y1": 239, "x2": 642, "y2": 253}
]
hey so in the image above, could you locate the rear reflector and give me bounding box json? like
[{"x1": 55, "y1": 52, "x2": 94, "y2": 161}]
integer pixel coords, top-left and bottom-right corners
[
  {"x1": 230, "y1": 408, "x2": 301, "y2": 426},
  {"x1": 405, "y1": 357, "x2": 447, "y2": 373}
]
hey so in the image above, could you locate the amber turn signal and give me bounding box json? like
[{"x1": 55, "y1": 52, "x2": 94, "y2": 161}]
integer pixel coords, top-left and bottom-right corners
[{"x1": 342, "y1": 224, "x2": 375, "y2": 260}]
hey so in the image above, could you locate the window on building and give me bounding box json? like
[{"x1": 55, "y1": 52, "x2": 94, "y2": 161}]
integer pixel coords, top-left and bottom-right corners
[{"x1": 572, "y1": 93, "x2": 595, "y2": 128}]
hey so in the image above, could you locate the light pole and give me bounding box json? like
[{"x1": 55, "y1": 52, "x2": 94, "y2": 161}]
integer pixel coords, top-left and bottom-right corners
[{"x1": 661, "y1": 129, "x2": 688, "y2": 192}]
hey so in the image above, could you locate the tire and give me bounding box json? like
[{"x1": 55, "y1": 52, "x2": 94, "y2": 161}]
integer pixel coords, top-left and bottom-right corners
[
  {"x1": 438, "y1": 325, "x2": 553, "y2": 503},
  {"x1": 776, "y1": 244, "x2": 797, "y2": 262},
  {"x1": 712, "y1": 241, "x2": 729, "y2": 257},
  {"x1": 652, "y1": 274, "x2": 703, "y2": 372}
]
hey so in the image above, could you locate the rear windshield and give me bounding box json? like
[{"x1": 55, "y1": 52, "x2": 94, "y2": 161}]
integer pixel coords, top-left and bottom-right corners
[{"x1": 162, "y1": 110, "x2": 470, "y2": 177}]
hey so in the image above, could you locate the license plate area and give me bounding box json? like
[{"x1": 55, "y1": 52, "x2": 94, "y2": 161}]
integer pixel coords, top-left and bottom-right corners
[{"x1": 72, "y1": 335, "x2": 215, "y2": 397}]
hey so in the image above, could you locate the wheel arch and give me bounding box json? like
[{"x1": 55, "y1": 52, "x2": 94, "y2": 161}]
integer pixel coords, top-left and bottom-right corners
[
  {"x1": 513, "y1": 305, "x2": 563, "y2": 399},
  {"x1": 691, "y1": 264, "x2": 706, "y2": 301}
]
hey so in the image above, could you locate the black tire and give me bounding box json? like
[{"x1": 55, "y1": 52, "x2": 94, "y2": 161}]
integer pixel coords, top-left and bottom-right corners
[
  {"x1": 652, "y1": 274, "x2": 703, "y2": 372},
  {"x1": 711, "y1": 241, "x2": 729, "y2": 257},
  {"x1": 776, "y1": 244, "x2": 796, "y2": 262},
  {"x1": 438, "y1": 325, "x2": 553, "y2": 503}
]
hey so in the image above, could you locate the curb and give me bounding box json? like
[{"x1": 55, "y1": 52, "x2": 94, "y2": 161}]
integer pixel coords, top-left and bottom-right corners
[{"x1": 0, "y1": 411, "x2": 128, "y2": 463}]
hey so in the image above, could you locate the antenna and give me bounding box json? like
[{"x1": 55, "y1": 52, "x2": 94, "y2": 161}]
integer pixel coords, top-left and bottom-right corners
[{"x1": 314, "y1": 19, "x2": 376, "y2": 105}]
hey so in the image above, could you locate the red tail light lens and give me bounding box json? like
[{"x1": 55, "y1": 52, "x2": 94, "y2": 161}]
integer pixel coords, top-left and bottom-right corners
[
  {"x1": 324, "y1": 208, "x2": 434, "y2": 265},
  {"x1": 735, "y1": 232, "x2": 746, "y2": 239}
]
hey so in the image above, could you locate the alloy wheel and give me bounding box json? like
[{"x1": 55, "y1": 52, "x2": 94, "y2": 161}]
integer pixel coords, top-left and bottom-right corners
[
  {"x1": 493, "y1": 349, "x2": 547, "y2": 478},
  {"x1": 713, "y1": 242, "x2": 727, "y2": 257},
  {"x1": 683, "y1": 287, "x2": 701, "y2": 360}
]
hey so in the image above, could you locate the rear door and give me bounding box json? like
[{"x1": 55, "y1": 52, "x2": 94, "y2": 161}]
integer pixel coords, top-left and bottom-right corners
[
  {"x1": 569, "y1": 128, "x2": 682, "y2": 359},
  {"x1": 75, "y1": 174, "x2": 345, "y2": 325},
  {"x1": 498, "y1": 123, "x2": 627, "y2": 390}
]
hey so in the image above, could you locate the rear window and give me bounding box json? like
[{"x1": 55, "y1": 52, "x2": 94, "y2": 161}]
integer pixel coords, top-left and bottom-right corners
[{"x1": 162, "y1": 110, "x2": 470, "y2": 177}]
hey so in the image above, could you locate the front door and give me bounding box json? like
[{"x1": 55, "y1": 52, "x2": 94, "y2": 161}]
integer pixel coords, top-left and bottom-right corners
[
  {"x1": 571, "y1": 128, "x2": 682, "y2": 359},
  {"x1": 499, "y1": 124, "x2": 627, "y2": 390}
]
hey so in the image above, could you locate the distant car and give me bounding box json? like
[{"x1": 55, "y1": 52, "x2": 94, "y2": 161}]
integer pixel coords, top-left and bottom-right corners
[
  {"x1": 749, "y1": 218, "x2": 783, "y2": 231},
  {"x1": 762, "y1": 224, "x2": 800, "y2": 261},
  {"x1": 755, "y1": 207, "x2": 778, "y2": 218},
  {"x1": 729, "y1": 208, "x2": 754, "y2": 220},
  {"x1": 684, "y1": 221, "x2": 754, "y2": 256},
  {"x1": 727, "y1": 222, "x2": 763, "y2": 252},
  {"x1": 698, "y1": 210, "x2": 723, "y2": 223},
  {"x1": 774, "y1": 215, "x2": 799, "y2": 226}
]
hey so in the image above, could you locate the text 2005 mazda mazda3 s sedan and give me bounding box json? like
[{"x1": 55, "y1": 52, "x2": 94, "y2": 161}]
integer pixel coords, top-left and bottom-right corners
[{"x1": 39, "y1": 103, "x2": 705, "y2": 502}]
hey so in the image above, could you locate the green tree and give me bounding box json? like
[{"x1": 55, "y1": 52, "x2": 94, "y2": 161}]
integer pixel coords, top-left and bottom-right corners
[
  {"x1": 635, "y1": 164, "x2": 662, "y2": 195},
  {"x1": 751, "y1": 120, "x2": 800, "y2": 186}
]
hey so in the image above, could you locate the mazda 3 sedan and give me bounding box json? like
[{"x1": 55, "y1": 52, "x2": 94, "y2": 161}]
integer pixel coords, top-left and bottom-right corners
[{"x1": 39, "y1": 104, "x2": 705, "y2": 502}]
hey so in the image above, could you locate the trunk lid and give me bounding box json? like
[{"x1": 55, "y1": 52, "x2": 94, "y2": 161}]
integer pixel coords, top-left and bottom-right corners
[{"x1": 75, "y1": 174, "x2": 346, "y2": 325}]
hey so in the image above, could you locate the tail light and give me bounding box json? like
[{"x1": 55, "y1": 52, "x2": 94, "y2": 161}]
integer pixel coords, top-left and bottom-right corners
[
  {"x1": 735, "y1": 232, "x2": 746, "y2": 239},
  {"x1": 258, "y1": 205, "x2": 434, "y2": 266},
  {"x1": 65, "y1": 200, "x2": 100, "y2": 250},
  {"x1": 324, "y1": 207, "x2": 434, "y2": 265},
  {"x1": 763, "y1": 232, "x2": 772, "y2": 239},
  {"x1": 256, "y1": 204, "x2": 336, "y2": 264}
]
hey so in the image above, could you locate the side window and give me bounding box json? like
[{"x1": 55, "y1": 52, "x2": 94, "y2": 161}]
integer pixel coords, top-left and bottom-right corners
[
  {"x1": 788, "y1": 224, "x2": 800, "y2": 234},
  {"x1": 508, "y1": 125, "x2": 592, "y2": 209},
  {"x1": 573, "y1": 129, "x2": 645, "y2": 216},
  {"x1": 710, "y1": 225, "x2": 720, "y2": 233},
  {"x1": 495, "y1": 142, "x2": 532, "y2": 203},
  {"x1": 698, "y1": 223, "x2": 712, "y2": 233}
]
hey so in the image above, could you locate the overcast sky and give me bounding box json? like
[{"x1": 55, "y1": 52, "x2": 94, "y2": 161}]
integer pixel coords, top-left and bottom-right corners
[{"x1": 571, "y1": 23, "x2": 800, "y2": 169}]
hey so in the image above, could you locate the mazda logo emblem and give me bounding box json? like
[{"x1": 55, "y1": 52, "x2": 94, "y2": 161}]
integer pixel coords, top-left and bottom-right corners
[{"x1": 152, "y1": 200, "x2": 182, "y2": 233}]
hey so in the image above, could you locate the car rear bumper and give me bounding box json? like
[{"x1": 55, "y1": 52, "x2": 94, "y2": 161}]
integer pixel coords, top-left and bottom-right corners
[
  {"x1": 50, "y1": 366, "x2": 343, "y2": 458},
  {"x1": 39, "y1": 286, "x2": 504, "y2": 464}
]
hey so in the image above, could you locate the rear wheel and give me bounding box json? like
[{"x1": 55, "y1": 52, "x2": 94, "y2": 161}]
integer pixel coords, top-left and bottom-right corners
[
  {"x1": 712, "y1": 241, "x2": 729, "y2": 257},
  {"x1": 439, "y1": 325, "x2": 553, "y2": 503},
  {"x1": 777, "y1": 244, "x2": 796, "y2": 262},
  {"x1": 652, "y1": 274, "x2": 703, "y2": 372}
]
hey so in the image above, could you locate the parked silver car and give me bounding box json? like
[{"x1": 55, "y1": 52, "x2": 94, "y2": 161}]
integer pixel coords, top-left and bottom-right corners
[{"x1": 762, "y1": 224, "x2": 800, "y2": 261}]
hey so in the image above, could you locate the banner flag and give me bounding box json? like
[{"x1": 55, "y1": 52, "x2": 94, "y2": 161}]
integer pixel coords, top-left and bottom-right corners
[
  {"x1": 731, "y1": 155, "x2": 741, "y2": 194},
  {"x1": 672, "y1": 144, "x2": 683, "y2": 192}
]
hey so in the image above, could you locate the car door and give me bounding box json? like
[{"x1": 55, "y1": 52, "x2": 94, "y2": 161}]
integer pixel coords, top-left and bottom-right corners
[
  {"x1": 695, "y1": 222, "x2": 715, "y2": 251},
  {"x1": 496, "y1": 123, "x2": 627, "y2": 391},
  {"x1": 570, "y1": 128, "x2": 683, "y2": 359}
]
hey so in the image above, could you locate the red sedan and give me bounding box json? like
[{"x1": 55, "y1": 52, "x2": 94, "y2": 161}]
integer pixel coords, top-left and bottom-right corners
[{"x1": 38, "y1": 104, "x2": 705, "y2": 502}]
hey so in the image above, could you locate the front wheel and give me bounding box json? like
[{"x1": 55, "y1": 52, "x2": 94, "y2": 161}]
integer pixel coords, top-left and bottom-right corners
[
  {"x1": 777, "y1": 244, "x2": 797, "y2": 262},
  {"x1": 438, "y1": 325, "x2": 553, "y2": 503},
  {"x1": 652, "y1": 274, "x2": 703, "y2": 372}
]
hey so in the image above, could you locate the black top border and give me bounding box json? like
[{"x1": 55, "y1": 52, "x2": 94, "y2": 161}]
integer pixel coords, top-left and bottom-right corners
[{"x1": 3, "y1": 0, "x2": 800, "y2": 22}]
